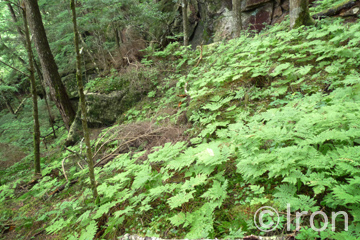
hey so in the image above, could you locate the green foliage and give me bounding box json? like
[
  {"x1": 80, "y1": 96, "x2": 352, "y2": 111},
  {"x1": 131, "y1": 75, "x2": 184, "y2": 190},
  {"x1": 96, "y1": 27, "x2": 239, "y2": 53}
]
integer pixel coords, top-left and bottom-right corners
[
  {"x1": 34, "y1": 74, "x2": 360, "y2": 237},
  {"x1": 85, "y1": 67, "x2": 158, "y2": 94},
  {"x1": 0, "y1": 99, "x2": 61, "y2": 150},
  {"x1": 2, "y1": 2, "x2": 360, "y2": 239}
]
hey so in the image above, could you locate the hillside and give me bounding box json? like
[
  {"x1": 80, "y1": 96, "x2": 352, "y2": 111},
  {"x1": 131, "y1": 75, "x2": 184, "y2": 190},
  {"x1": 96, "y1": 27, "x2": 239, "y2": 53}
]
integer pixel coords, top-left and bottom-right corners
[{"x1": 1, "y1": 0, "x2": 360, "y2": 239}]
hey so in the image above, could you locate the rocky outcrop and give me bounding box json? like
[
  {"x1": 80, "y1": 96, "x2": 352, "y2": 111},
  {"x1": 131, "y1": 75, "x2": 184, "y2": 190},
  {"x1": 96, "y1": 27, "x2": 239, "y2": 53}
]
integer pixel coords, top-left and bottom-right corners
[
  {"x1": 166, "y1": 0, "x2": 290, "y2": 46},
  {"x1": 157, "y1": 0, "x2": 290, "y2": 47},
  {"x1": 85, "y1": 90, "x2": 139, "y2": 127},
  {"x1": 65, "y1": 89, "x2": 145, "y2": 145}
]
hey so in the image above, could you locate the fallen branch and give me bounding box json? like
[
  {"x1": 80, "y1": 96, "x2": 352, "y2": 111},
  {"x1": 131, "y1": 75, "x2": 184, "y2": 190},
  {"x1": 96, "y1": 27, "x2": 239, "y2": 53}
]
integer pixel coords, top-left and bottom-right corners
[
  {"x1": 14, "y1": 97, "x2": 28, "y2": 114},
  {"x1": 49, "y1": 179, "x2": 78, "y2": 196},
  {"x1": 312, "y1": 0, "x2": 356, "y2": 19}
]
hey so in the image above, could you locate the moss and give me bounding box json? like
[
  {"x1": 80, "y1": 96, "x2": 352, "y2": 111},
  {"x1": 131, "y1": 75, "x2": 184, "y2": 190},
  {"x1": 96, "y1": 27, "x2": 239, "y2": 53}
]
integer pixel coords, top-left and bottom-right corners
[
  {"x1": 201, "y1": 22, "x2": 212, "y2": 43},
  {"x1": 292, "y1": 0, "x2": 315, "y2": 28}
]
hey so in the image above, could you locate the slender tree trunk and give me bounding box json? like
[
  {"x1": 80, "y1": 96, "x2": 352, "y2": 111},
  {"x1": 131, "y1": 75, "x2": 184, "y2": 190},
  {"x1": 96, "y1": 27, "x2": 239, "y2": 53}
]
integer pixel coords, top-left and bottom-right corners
[
  {"x1": 8, "y1": 3, "x2": 56, "y2": 138},
  {"x1": 182, "y1": 0, "x2": 189, "y2": 46},
  {"x1": 289, "y1": 0, "x2": 315, "y2": 28},
  {"x1": 70, "y1": 0, "x2": 99, "y2": 202},
  {"x1": 114, "y1": 24, "x2": 121, "y2": 50},
  {"x1": 7, "y1": 3, "x2": 26, "y2": 45},
  {"x1": 232, "y1": 0, "x2": 242, "y2": 38},
  {"x1": 34, "y1": 61, "x2": 56, "y2": 138},
  {"x1": 24, "y1": 0, "x2": 75, "y2": 130},
  {"x1": 22, "y1": 7, "x2": 41, "y2": 176},
  {"x1": 79, "y1": 34, "x2": 100, "y2": 74}
]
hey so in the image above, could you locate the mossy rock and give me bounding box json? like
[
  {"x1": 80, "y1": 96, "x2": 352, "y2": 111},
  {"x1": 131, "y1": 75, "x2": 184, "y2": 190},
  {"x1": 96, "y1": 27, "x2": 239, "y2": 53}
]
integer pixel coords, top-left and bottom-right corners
[
  {"x1": 65, "y1": 90, "x2": 144, "y2": 145},
  {"x1": 85, "y1": 90, "x2": 142, "y2": 127}
]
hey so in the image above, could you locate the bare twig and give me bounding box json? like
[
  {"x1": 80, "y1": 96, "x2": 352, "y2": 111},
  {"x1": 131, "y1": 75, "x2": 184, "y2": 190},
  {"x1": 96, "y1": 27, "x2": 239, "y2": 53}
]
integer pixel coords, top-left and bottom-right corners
[
  {"x1": 77, "y1": 162, "x2": 84, "y2": 170},
  {"x1": 123, "y1": 56, "x2": 140, "y2": 69},
  {"x1": 14, "y1": 97, "x2": 29, "y2": 114},
  {"x1": 64, "y1": 146, "x2": 85, "y2": 161},
  {"x1": 93, "y1": 126, "x2": 128, "y2": 157},
  {"x1": 0, "y1": 60, "x2": 30, "y2": 77},
  {"x1": 62, "y1": 158, "x2": 68, "y2": 182},
  {"x1": 194, "y1": 42, "x2": 203, "y2": 67},
  {"x1": 94, "y1": 127, "x2": 167, "y2": 167}
]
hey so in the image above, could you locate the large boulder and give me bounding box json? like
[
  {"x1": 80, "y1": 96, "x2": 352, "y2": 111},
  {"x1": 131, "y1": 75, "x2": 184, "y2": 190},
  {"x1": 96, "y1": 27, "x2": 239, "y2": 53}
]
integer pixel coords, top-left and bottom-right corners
[
  {"x1": 213, "y1": 8, "x2": 235, "y2": 42},
  {"x1": 85, "y1": 90, "x2": 139, "y2": 127},
  {"x1": 65, "y1": 89, "x2": 145, "y2": 146}
]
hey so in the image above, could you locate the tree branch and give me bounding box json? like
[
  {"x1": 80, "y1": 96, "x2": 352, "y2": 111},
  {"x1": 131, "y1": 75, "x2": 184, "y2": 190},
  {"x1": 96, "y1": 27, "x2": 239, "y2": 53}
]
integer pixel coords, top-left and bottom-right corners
[{"x1": 0, "y1": 60, "x2": 30, "y2": 77}]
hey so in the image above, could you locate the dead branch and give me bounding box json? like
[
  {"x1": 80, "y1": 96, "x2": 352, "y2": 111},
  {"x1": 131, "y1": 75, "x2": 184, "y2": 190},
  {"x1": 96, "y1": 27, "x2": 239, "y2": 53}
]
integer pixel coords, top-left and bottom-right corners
[
  {"x1": 123, "y1": 56, "x2": 140, "y2": 69},
  {"x1": 64, "y1": 146, "x2": 86, "y2": 161},
  {"x1": 93, "y1": 124, "x2": 177, "y2": 167},
  {"x1": 14, "y1": 97, "x2": 29, "y2": 114},
  {"x1": 49, "y1": 179, "x2": 78, "y2": 196},
  {"x1": 312, "y1": 0, "x2": 356, "y2": 18},
  {"x1": 62, "y1": 157, "x2": 68, "y2": 182},
  {"x1": 0, "y1": 60, "x2": 30, "y2": 77},
  {"x1": 77, "y1": 162, "x2": 84, "y2": 170}
]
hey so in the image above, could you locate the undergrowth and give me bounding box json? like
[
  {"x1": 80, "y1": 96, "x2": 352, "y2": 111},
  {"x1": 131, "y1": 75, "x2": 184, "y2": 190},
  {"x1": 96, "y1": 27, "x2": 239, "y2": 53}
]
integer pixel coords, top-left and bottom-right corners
[{"x1": 1, "y1": 9, "x2": 360, "y2": 240}]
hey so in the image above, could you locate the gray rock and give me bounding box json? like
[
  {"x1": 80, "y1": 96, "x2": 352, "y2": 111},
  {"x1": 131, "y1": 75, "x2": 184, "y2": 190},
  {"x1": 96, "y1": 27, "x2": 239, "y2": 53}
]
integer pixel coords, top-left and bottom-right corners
[{"x1": 85, "y1": 91, "x2": 131, "y2": 127}]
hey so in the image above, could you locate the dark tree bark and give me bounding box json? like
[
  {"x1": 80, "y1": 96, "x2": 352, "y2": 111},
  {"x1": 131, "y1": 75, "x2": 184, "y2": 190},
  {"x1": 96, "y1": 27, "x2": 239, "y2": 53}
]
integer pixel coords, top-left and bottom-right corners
[
  {"x1": 24, "y1": 0, "x2": 75, "y2": 130},
  {"x1": 22, "y1": 7, "x2": 41, "y2": 176},
  {"x1": 290, "y1": 0, "x2": 315, "y2": 28},
  {"x1": 70, "y1": 0, "x2": 99, "y2": 202},
  {"x1": 182, "y1": 0, "x2": 189, "y2": 46},
  {"x1": 232, "y1": 0, "x2": 242, "y2": 38}
]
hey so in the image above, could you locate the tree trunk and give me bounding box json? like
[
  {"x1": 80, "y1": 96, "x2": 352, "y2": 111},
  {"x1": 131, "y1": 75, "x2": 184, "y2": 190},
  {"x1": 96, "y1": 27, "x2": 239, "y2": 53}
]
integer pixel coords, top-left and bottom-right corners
[
  {"x1": 182, "y1": 0, "x2": 189, "y2": 46},
  {"x1": 22, "y1": 7, "x2": 41, "y2": 176},
  {"x1": 114, "y1": 24, "x2": 121, "y2": 50},
  {"x1": 8, "y1": 3, "x2": 56, "y2": 138},
  {"x1": 34, "y1": 61, "x2": 56, "y2": 138},
  {"x1": 7, "y1": 3, "x2": 26, "y2": 45},
  {"x1": 289, "y1": 0, "x2": 315, "y2": 28},
  {"x1": 232, "y1": 0, "x2": 242, "y2": 38},
  {"x1": 70, "y1": 0, "x2": 99, "y2": 202},
  {"x1": 24, "y1": 0, "x2": 75, "y2": 130}
]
